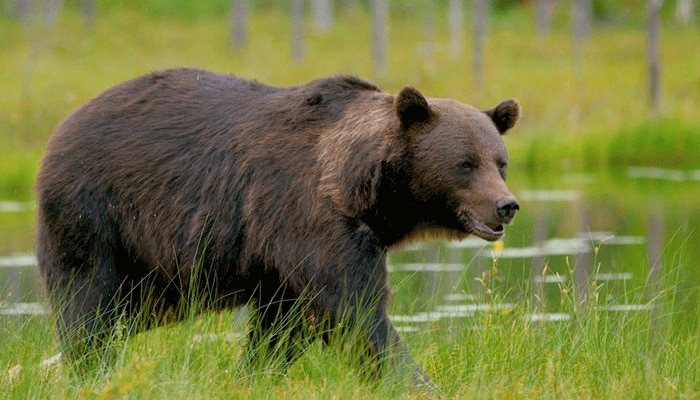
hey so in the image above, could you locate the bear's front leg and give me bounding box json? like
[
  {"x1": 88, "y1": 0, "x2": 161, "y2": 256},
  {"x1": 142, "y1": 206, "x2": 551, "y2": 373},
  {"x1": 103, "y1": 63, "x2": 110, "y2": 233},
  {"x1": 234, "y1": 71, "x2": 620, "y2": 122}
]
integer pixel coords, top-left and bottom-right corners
[
  {"x1": 308, "y1": 251, "x2": 437, "y2": 392},
  {"x1": 366, "y1": 312, "x2": 436, "y2": 389}
]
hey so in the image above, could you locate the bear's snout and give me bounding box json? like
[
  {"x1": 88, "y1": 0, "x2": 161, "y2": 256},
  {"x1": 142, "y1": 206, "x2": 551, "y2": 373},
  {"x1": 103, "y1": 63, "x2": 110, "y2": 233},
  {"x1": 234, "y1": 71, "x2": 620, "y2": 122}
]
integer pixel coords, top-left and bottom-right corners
[{"x1": 496, "y1": 198, "x2": 520, "y2": 224}]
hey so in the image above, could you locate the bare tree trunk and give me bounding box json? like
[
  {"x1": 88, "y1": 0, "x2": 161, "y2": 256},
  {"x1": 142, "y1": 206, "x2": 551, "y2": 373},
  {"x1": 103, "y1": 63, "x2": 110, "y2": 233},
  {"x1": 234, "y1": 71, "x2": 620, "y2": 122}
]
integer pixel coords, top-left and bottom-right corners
[
  {"x1": 448, "y1": 0, "x2": 464, "y2": 57},
  {"x1": 424, "y1": 0, "x2": 436, "y2": 59},
  {"x1": 41, "y1": 0, "x2": 61, "y2": 27},
  {"x1": 14, "y1": 0, "x2": 34, "y2": 99},
  {"x1": 472, "y1": 0, "x2": 489, "y2": 88},
  {"x1": 291, "y1": 0, "x2": 304, "y2": 63},
  {"x1": 313, "y1": 0, "x2": 333, "y2": 31},
  {"x1": 574, "y1": 201, "x2": 593, "y2": 311},
  {"x1": 372, "y1": 0, "x2": 388, "y2": 76},
  {"x1": 572, "y1": 0, "x2": 591, "y2": 81},
  {"x1": 231, "y1": 0, "x2": 248, "y2": 48},
  {"x1": 532, "y1": 206, "x2": 548, "y2": 313},
  {"x1": 647, "y1": 205, "x2": 665, "y2": 339},
  {"x1": 13, "y1": 0, "x2": 31, "y2": 24},
  {"x1": 81, "y1": 0, "x2": 95, "y2": 27},
  {"x1": 675, "y1": 0, "x2": 695, "y2": 25},
  {"x1": 535, "y1": 0, "x2": 553, "y2": 36},
  {"x1": 342, "y1": 0, "x2": 360, "y2": 16},
  {"x1": 647, "y1": 0, "x2": 662, "y2": 113},
  {"x1": 647, "y1": 207, "x2": 664, "y2": 293},
  {"x1": 572, "y1": 0, "x2": 592, "y2": 38}
]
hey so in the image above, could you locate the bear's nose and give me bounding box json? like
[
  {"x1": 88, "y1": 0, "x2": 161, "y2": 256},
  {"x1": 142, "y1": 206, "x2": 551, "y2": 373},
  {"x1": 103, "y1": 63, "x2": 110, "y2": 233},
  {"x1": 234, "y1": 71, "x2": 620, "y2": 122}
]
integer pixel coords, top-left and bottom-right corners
[{"x1": 496, "y1": 198, "x2": 520, "y2": 223}]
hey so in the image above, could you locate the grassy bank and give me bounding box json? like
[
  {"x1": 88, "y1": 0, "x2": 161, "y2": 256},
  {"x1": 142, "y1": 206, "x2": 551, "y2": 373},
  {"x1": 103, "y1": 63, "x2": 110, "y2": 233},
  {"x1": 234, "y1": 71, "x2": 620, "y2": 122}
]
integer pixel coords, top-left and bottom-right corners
[
  {"x1": 3, "y1": 264, "x2": 699, "y2": 399},
  {"x1": 2, "y1": 5, "x2": 700, "y2": 198}
]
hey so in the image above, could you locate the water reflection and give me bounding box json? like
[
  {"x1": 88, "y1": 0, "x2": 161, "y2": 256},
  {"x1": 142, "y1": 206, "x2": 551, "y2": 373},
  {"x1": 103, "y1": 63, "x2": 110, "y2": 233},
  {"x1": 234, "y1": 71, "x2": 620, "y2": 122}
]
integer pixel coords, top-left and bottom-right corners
[
  {"x1": 0, "y1": 254, "x2": 37, "y2": 267},
  {"x1": 384, "y1": 168, "x2": 700, "y2": 332},
  {"x1": 392, "y1": 303, "x2": 515, "y2": 323},
  {"x1": 386, "y1": 227, "x2": 650, "y2": 332},
  {"x1": 0, "y1": 201, "x2": 34, "y2": 213},
  {"x1": 0, "y1": 302, "x2": 46, "y2": 315},
  {"x1": 627, "y1": 167, "x2": 700, "y2": 181},
  {"x1": 1, "y1": 172, "x2": 699, "y2": 341}
]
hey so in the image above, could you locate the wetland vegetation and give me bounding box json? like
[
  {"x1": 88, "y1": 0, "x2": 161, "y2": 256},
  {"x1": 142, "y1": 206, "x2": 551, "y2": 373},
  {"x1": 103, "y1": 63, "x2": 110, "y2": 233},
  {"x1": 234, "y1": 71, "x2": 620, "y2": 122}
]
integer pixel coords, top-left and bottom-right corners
[{"x1": 2, "y1": 2, "x2": 700, "y2": 398}]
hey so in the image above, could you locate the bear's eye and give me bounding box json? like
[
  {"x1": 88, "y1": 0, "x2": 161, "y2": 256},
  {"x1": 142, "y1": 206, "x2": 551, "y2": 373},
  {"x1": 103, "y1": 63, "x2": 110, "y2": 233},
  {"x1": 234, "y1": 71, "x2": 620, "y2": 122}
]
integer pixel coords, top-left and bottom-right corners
[
  {"x1": 498, "y1": 161, "x2": 508, "y2": 179},
  {"x1": 460, "y1": 160, "x2": 478, "y2": 172}
]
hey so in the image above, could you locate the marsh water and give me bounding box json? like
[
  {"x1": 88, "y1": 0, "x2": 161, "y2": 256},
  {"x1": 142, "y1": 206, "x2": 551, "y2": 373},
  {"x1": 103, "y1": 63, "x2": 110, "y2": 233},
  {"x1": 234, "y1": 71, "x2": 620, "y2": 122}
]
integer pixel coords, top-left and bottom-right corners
[{"x1": 2, "y1": 169, "x2": 700, "y2": 335}]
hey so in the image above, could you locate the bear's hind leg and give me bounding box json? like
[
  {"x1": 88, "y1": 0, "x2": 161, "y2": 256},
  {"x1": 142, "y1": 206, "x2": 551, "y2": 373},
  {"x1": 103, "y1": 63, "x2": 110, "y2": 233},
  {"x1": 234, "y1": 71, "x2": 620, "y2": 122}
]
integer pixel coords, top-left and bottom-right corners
[
  {"x1": 36, "y1": 198, "x2": 132, "y2": 376},
  {"x1": 45, "y1": 258, "x2": 127, "y2": 377}
]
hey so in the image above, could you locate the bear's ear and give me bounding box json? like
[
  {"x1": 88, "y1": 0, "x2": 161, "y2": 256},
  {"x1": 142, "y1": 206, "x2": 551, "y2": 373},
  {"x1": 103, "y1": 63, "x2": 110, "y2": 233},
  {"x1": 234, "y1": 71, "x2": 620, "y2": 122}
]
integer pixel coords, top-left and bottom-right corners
[
  {"x1": 395, "y1": 87, "x2": 433, "y2": 130},
  {"x1": 483, "y1": 98, "x2": 520, "y2": 134}
]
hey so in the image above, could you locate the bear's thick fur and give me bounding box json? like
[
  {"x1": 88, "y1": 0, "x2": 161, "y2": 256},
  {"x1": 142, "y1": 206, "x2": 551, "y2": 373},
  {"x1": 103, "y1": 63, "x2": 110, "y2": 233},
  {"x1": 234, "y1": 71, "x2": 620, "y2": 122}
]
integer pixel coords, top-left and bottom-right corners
[{"x1": 36, "y1": 68, "x2": 520, "y2": 388}]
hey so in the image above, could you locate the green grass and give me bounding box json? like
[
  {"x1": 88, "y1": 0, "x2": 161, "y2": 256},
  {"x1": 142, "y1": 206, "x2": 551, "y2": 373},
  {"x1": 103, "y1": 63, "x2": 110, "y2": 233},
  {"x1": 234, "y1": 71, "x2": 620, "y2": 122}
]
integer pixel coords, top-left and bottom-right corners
[
  {"x1": 4, "y1": 238, "x2": 700, "y2": 399},
  {"x1": 2, "y1": 262, "x2": 700, "y2": 399},
  {"x1": 607, "y1": 117, "x2": 700, "y2": 169}
]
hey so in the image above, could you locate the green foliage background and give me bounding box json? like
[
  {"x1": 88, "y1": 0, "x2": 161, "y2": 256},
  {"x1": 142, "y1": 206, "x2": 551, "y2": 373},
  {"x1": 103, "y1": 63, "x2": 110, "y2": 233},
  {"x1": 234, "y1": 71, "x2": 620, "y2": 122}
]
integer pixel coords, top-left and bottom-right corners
[{"x1": 2, "y1": 2, "x2": 699, "y2": 200}]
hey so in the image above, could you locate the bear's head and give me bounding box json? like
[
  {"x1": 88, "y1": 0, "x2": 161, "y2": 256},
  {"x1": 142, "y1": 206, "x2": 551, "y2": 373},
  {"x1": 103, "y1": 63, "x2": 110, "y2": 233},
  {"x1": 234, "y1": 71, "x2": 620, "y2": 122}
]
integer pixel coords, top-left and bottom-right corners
[
  {"x1": 319, "y1": 84, "x2": 520, "y2": 245},
  {"x1": 393, "y1": 87, "x2": 520, "y2": 242}
]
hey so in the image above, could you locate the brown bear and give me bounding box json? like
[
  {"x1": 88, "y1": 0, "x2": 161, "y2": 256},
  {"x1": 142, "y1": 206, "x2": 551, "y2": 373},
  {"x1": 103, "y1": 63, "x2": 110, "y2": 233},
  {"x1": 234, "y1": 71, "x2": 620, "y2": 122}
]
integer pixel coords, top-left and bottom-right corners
[{"x1": 36, "y1": 68, "x2": 520, "y2": 388}]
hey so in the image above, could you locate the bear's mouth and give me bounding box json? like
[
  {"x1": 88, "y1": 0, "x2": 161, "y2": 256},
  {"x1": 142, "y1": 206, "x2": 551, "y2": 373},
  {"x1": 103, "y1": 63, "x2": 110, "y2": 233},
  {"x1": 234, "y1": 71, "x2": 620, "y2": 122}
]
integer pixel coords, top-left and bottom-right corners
[{"x1": 458, "y1": 210, "x2": 505, "y2": 242}]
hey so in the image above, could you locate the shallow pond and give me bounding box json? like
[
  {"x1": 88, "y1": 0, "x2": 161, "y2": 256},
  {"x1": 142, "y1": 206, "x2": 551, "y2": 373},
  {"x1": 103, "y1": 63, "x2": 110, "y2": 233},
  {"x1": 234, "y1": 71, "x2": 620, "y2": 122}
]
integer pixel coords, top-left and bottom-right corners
[{"x1": 2, "y1": 169, "x2": 700, "y2": 336}]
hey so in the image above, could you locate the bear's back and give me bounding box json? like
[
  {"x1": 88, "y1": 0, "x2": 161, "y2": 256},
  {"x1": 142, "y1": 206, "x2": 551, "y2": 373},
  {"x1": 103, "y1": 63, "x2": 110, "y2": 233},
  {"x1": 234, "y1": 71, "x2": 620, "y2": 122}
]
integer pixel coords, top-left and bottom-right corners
[{"x1": 36, "y1": 69, "x2": 390, "y2": 278}]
